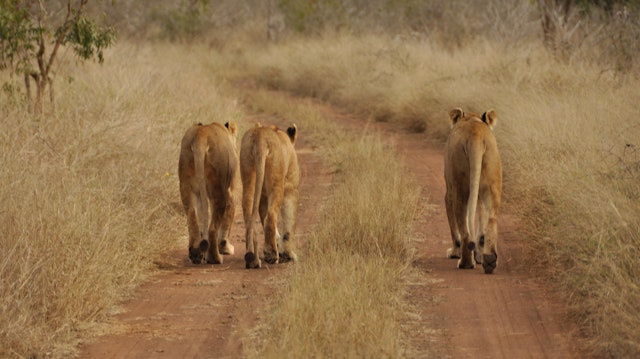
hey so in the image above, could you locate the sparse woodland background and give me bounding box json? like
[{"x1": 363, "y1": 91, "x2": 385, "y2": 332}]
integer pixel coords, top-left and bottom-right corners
[{"x1": 1, "y1": 1, "x2": 640, "y2": 358}]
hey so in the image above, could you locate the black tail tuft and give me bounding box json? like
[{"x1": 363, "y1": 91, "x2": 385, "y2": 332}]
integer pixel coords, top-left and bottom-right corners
[{"x1": 286, "y1": 124, "x2": 297, "y2": 143}]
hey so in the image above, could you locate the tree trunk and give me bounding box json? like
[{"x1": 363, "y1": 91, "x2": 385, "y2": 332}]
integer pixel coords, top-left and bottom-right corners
[
  {"x1": 24, "y1": 73, "x2": 32, "y2": 112},
  {"x1": 48, "y1": 76, "x2": 55, "y2": 114},
  {"x1": 23, "y1": 73, "x2": 49, "y2": 115}
]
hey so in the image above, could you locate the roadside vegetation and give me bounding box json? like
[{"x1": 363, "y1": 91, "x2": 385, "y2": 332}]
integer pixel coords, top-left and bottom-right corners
[
  {"x1": 1, "y1": 0, "x2": 640, "y2": 358},
  {"x1": 225, "y1": 2, "x2": 640, "y2": 357},
  {"x1": 0, "y1": 40, "x2": 421, "y2": 357},
  {"x1": 238, "y1": 90, "x2": 421, "y2": 357},
  {"x1": 0, "y1": 43, "x2": 245, "y2": 357}
]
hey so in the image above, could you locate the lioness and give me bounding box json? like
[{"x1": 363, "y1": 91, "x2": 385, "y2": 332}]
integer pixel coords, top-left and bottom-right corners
[
  {"x1": 444, "y1": 108, "x2": 502, "y2": 274},
  {"x1": 240, "y1": 123, "x2": 300, "y2": 269},
  {"x1": 178, "y1": 121, "x2": 238, "y2": 264}
]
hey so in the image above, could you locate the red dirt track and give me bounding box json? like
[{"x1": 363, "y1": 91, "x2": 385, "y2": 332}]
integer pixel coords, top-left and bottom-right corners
[
  {"x1": 79, "y1": 96, "x2": 584, "y2": 358},
  {"x1": 397, "y1": 131, "x2": 582, "y2": 359}
]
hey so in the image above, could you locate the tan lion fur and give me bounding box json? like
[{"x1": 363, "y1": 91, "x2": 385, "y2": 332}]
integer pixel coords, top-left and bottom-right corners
[
  {"x1": 178, "y1": 121, "x2": 238, "y2": 264},
  {"x1": 444, "y1": 108, "x2": 502, "y2": 274},
  {"x1": 240, "y1": 123, "x2": 300, "y2": 269}
]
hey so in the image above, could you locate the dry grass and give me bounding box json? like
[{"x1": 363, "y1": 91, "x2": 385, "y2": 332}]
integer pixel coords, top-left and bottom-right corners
[
  {"x1": 238, "y1": 92, "x2": 421, "y2": 357},
  {"x1": 0, "y1": 43, "x2": 246, "y2": 358},
  {"x1": 258, "y1": 138, "x2": 418, "y2": 358},
  {"x1": 0, "y1": 40, "x2": 424, "y2": 358},
  {"x1": 3, "y1": 0, "x2": 640, "y2": 357},
  {"x1": 225, "y1": 20, "x2": 640, "y2": 359}
]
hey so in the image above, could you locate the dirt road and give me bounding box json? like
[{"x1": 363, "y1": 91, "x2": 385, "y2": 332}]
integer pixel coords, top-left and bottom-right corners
[
  {"x1": 78, "y1": 112, "x2": 332, "y2": 358},
  {"x1": 397, "y1": 132, "x2": 582, "y2": 359},
  {"x1": 79, "y1": 97, "x2": 582, "y2": 358}
]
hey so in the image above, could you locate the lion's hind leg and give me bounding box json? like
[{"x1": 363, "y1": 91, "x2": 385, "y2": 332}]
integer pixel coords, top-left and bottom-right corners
[
  {"x1": 182, "y1": 186, "x2": 205, "y2": 264},
  {"x1": 474, "y1": 201, "x2": 489, "y2": 265},
  {"x1": 241, "y1": 165, "x2": 261, "y2": 269},
  {"x1": 262, "y1": 189, "x2": 283, "y2": 265},
  {"x1": 455, "y1": 204, "x2": 476, "y2": 270},
  {"x1": 479, "y1": 190, "x2": 500, "y2": 274},
  {"x1": 217, "y1": 188, "x2": 235, "y2": 256},
  {"x1": 457, "y1": 237, "x2": 476, "y2": 269},
  {"x1": 262, "y1": 213, "x2": 280, "y2": 264},
  {"x1": 204, "y1": 181, "x2": 225, "y2": 264},
  {"x1": 205, "y1": 222, "x2": 223, "y2": 265},
  {"x1": 278, "y1": 185, "x2": 298, "y2": 263},
  {"x1": 445, "y1": 189, "x2": 462, "y2": 259},
  {"x1": 481, "y1": 218, "x2": 499, "y2": 274}
]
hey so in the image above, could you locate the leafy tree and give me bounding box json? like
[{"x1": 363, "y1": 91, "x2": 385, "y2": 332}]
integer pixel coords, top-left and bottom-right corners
[{"x1": 0, "y1": 0, "x2": 116, "y2": 115}]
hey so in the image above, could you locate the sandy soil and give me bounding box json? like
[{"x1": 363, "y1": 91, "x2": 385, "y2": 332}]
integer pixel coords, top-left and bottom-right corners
[
  {"x1": 397, "y1": 131, "x2": 583, "y2": 359},
  {"x1": 79, "y1": 96, "x2": 584, "y2": 358}
]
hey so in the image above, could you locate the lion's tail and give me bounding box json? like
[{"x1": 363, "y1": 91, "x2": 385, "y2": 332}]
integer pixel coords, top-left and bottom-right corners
[
  {"x1": 192, "y1": 134, "x2": 210, "y2": 253},
  {"x1": 245, "y1": 143, "x2": 268, "y2": 265},
  {"x1": 467, "y1": 140, "x2": 484, "y2": 249},
  {"x1": 251, "y1": 145, "x2": 268, "y2": 232}
]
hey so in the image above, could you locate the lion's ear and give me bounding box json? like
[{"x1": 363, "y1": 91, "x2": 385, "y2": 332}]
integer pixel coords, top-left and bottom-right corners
[
  {"x1": 225, "y1": 121, "x2": 238, "y2": 135},
  {"x1": 286, "y1": 124, "x2": 298, "y2": 144},
  {"x1": 481, "y1": 110, "x2": 497, "y2": 130},
  {"x1": 449, "y1": 108, "x2": 464, "y2": 126}
]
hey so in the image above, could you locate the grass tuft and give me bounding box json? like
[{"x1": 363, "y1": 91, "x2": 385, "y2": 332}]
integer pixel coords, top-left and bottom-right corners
[{"x1": 240, "y1": 92, "x2": 421, "y2": 358}]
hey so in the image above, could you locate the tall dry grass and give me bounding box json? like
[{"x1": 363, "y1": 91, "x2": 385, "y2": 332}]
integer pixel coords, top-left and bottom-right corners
[
  {"x1": 0, "y1": 40, "x2": 425, "y2": 358},
  {"x1": 224, "y1": 22, "x2": 640, "y2": 359},
  {"x1": 238, "y1": 91, "x2": 421, "y2": 357},
  {"x1": 0, "y1": 43, "x2": 246, "y2": 358},
  {"x1": 258, "y1": 138, "x2": 419, "y2": 357},
  {"x1": 3, "y1": 0, "x2": 640, "y2": 357}
]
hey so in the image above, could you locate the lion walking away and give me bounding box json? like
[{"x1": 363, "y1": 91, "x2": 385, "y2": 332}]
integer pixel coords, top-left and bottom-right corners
[
  {"x1": 444, "y1": 108, "x2": 502, "y2": 274},
  {"x1": 178, "y1": 121, "x2": 239, "y2": 264},
  {"x1": 240, "y1": 123, "x2": 300, "y2": 269}
]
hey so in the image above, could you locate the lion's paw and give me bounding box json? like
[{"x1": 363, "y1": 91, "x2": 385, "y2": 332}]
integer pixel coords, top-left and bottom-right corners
[
  {"x1": 244, "y1": 252, "x2": 261, "y2": 269},
  {"x1": 482, "y1": 253, "x2": 498, "y2": 274},
  {"x1": 189, "y1": 250, "x2": 203, "y2": 264},
  {"x1": 457, "y1": 257, "x2": 476, "y2": 269},
  {"x1": 279, "y1": 251, "x2": 298, "y2": 263},
  {"x1": 219, "y1": 241, "x2": 234, "y2": 255},
  {"x1": 447, "y1": 247, "x2": 461, "y2": 259}
]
